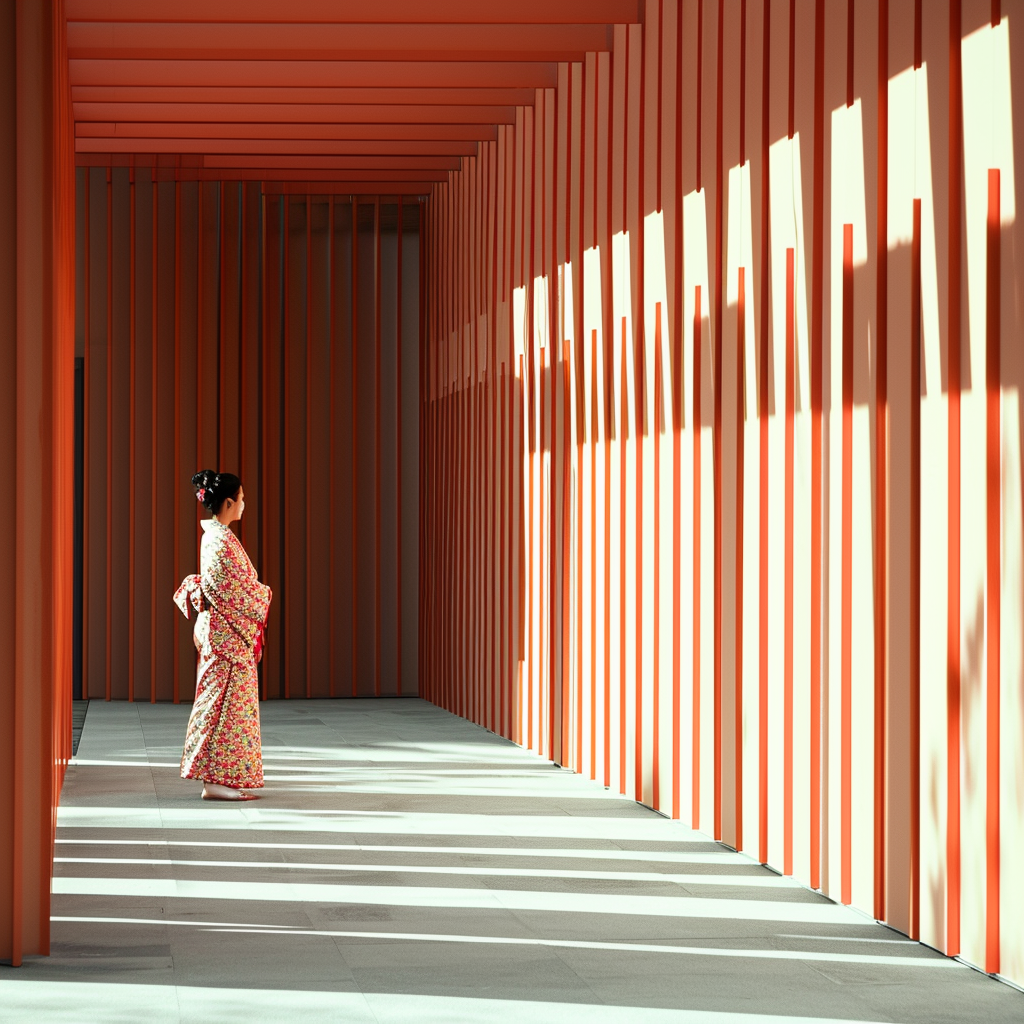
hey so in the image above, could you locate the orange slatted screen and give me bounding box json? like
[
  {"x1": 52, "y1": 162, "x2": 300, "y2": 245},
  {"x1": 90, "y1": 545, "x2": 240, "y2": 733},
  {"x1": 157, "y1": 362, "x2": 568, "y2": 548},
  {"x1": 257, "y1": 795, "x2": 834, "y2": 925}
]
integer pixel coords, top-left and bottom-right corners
[{"x1": 77, "y1": 174, "x2": 420, "y2": 701}]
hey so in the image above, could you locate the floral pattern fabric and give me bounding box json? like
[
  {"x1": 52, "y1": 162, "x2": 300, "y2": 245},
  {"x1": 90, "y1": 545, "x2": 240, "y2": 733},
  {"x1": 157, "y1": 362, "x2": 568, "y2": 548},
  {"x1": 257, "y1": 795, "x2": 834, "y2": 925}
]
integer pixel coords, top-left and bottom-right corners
[{"x1": 174, "y1": 518, "x2": 272, "y2": 789}]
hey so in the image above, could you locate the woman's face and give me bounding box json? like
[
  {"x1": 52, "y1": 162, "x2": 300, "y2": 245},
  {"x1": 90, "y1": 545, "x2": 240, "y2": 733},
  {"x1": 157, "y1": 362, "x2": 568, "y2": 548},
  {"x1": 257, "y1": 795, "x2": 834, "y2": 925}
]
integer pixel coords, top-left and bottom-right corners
[{"x1": 224, "y1": 486, "x2": 245, "y2": 522}]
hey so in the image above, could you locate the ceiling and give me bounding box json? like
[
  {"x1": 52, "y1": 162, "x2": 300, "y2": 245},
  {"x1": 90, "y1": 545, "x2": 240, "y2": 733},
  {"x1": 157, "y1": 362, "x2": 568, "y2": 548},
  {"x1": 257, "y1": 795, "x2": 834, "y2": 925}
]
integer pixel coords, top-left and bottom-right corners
[{"x1": 66, "y1": 0, "x2": 643, "y2": 195}]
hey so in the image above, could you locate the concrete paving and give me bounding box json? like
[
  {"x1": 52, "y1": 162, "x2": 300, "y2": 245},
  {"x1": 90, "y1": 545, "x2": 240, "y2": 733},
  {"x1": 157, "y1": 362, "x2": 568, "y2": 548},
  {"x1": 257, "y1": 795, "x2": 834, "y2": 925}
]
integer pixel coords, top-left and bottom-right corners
[{"x1": 1, "y1": 698, "x2": 1020, "y2": 1023}]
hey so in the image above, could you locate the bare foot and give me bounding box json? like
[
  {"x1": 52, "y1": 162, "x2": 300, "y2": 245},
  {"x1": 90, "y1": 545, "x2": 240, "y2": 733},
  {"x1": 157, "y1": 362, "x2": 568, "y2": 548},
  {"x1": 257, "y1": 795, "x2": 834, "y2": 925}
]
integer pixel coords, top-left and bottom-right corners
[{"x1": 202, "y1": 783, "x2": 259, "y2": 801}]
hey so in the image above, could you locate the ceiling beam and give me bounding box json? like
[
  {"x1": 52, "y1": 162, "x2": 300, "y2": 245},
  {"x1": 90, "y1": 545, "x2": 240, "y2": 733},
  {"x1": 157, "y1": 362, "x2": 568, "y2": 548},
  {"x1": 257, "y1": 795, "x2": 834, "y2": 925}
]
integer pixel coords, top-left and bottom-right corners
[
  {"x1": 66, "y1": 23, "x2": 612, "y2": 62},
  {"x1": 151, "y1": 170, "x2": 436, "y2": 188},
  {"x1": 69, "y1": 59, "x2": 558, "y2": 89},
  {"x1": 73, "y1": 102, "x2": 518, "y2": 125},
  {"x1": 67, "y1": 0, "x2": 641, "y2": 26},
  {"x1": 76, "y1": 152, "x2": 461, "y2": 170},
  {"x1": 75, "y1": 122, "x2": 498, "y2": 142},
  {"x1": 200, "y1": 156, "x2": 454, "y2": 172},
  {"x1": 202, "y1": 169, "x2": 447, "y2": 181},
  {"x1": 71, "y1": 86, "x2": 538, "y2": 107},
  {"x1": 76, "y1": 139, "x2": 478, "y2": 157}
]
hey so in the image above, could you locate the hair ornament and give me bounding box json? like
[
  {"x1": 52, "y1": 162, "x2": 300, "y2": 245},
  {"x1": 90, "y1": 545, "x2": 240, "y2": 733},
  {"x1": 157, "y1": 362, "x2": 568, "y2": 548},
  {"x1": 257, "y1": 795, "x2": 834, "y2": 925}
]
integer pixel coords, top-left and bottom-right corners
[{"x1": 197, "y1": 487, "x2": 206, "y2": 502}]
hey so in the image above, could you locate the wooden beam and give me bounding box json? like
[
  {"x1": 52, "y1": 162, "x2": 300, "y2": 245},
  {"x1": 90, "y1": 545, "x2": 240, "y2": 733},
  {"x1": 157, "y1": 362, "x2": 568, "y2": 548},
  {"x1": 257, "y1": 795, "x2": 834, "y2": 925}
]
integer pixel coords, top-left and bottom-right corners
[
  {"x1": 69, "y1": 59, "x2": 559, "y2": 89},
  {"x1": 73, "y1": 102, "x2": 518, "y2": 125},
  {"x1": 66, "y1": 23, "x2": 612, "y2": 62},
  {"x1": 72, "y1": 86, "x2": 537, "y2": 107},
  {"x1": 75, "y1": 122, "x2": 497, "y2": 142},
  {"x1": 76, "y1": 138, "x2": 478, "y2": 156},
  {"x1": 66, "y1": 0, "x2": 642, "y2": 25}
]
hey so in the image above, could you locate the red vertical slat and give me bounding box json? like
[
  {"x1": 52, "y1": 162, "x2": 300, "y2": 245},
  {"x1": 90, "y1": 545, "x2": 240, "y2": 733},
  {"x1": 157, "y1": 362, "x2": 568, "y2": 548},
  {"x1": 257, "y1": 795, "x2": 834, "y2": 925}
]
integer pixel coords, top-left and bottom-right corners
[
  {"x1": 375, "y1": 199, "x2": 382, "y2": 698},
  {"x1": 306, "y1": 194, "x2": 313, "y2": 698},
  {"x1": 282, "y1": 195, "x2": 291, "y2": 700},
  {"x1": 260, "y1": 193, "x2": 269, "y2": 701},
  {"x1": 239, "y1": 185, "x2": 247, "y2": 553},
  {"x1": 693, "y1": 283, "x2": 702, "y2": 829},
  {"x1": 758, "y1": 0, "x2": 771, "y2": 867},
  {"x1": 351, "y1": 196, "x2": 359, "y2": 697},
  {"x1": 603, "y1": 230, "x2": 612, "y2": 783},
  {"x1": 173, "y1": 180, "x2": 181, "y2": 704},
  {"x1": 946, "y1": 0, "x2": 962, "y2": 955},
  {"x1": 128, "y1": 167, "x2": 136, "y2": 703},
  {"x1": 491, "y1": 146, "x2": 501, "y2": 736},
  {"x1": 785, "y1": 248, "x2": 795, "y2": 876},
  {"x1": 671, "y1": 0, "x2": 684, "y2": 822},
  {"x1": 105, "y1": 167, "x2": 113, "y2": 700},
  {"x1": 418, "y1": 203, "x2": 425, "y2": 700},
  {"x1": 636, "y1": 295, "x2": 644, "y2": 800},
  {"x1": 874, "y1": 0, "x2": 889, "y2": 922},
  {"x1": 910, "y1": 199, "x2": 922, "y2": 935},
  {"x1": 477, "y1": 164, "x2": 486, "y2": 729},
  {"x1": 562, "y1": 337, "x2": 572, "y2": 767},
  {"x1": 328, "y1": 196, "x2": 336, "y2": 699},
  {"x1": 653, "y1": 303, "x2": 663, "y2": 809},
  {"x1": 519, "y1": 351, "x2": 527, "y2": 746},
  {"x1": 528, "y1": 345, "x2": 536, "y2": 750},
  {"x1": 105, "y1": 168, "x2": 112, "y2": 702},
  {"x1": 841, "y1": 221, "x2": 854, "y2": 906},
  {"x1": 82, "y1": 175, "x2": 90, "y2": 702},
  {"x1": 196, "y1": 181, "x2": 208, "y2": 701},
  {"x1": 735, "y1": 265, "x2": 745, "y2": 853},
  {"x1": 499, "y1": 361, "x2": 507, "y2": 736},
  {"x1": 456, "y1": 374, "x2": 465, "y2": 720},
  {"x1": 196, "y1": 181, "x2": 204, "y2": 521},
  {"x1": 619, "y1": 318, "x2": 627, "y2": 794},
  {"x1": 985, "y1": 167, "x2": 1001, "y2": 977},
  {"x1": 591, "y1": 330, "x2": 598, "y2": 780},
  {"x1": 396, "y1": 195, "x2": 403, "y2": 697},
  {"x1": 540, "y1": 287, "x2": 549, "y2": 750},
  {"x1": 218, "y1": 182, "x2": 226, "y2": 468},
  {"x1": 810, "y1": 0, "x2": 825, "y2": 890},
  {"x1": 576, "y1": 334, "x2": 585, "y2": 774},
  {"x1": 490, "y1": 148, "x2": 500, "y2": 736},
  {"x1": 713, "y1": 0, "x2": 725, "y2": 841},
  {"x1": 150, "y1": 175, "x2": 158, "y2": 704}
]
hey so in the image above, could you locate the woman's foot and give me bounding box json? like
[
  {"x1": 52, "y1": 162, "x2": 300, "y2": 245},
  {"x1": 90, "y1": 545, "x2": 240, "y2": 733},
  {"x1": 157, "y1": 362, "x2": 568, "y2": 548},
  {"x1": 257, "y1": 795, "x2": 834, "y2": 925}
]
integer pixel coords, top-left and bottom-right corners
[{"x1": 201, "y1": 782, "x2": 259, "y2": 801}]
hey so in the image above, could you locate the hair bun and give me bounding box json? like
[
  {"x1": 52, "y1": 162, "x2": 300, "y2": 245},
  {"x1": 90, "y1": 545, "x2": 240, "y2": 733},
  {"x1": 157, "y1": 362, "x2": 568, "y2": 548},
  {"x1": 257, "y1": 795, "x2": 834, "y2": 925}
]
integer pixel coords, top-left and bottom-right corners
[
  {"x1": 192, "y1": 469, "x2": 218, "y2": 511},
  {"x1": 191, "y1": 469, "x2": 242, "y2": 515}
]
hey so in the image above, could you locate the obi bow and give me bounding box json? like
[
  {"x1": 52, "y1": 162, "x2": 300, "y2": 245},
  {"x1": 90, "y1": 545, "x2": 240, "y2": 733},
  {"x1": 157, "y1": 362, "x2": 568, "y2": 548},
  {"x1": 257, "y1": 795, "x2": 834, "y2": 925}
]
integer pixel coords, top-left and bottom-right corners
[{"x1": 173, "y1": 574, "x2": 206, "y2": 619}]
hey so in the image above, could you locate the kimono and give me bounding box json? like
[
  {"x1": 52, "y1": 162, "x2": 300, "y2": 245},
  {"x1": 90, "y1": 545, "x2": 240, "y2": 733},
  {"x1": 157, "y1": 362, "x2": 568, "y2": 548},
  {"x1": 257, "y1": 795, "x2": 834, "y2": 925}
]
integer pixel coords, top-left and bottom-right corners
[{"x1": 174, "y1": 518, "x2": 272, "y2": 789}]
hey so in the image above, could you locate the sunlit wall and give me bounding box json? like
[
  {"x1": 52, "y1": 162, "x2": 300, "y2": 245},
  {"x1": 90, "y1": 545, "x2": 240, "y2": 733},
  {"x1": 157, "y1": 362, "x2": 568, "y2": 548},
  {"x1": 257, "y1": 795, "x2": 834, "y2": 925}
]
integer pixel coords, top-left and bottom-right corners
[{"x1": 419, "y1": 0, "x2": 1024, "y2": 987}]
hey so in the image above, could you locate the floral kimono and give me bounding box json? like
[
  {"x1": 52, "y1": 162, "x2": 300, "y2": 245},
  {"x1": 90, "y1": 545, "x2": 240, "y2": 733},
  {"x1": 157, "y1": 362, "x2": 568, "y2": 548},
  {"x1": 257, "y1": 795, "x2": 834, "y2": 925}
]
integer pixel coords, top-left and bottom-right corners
[{"x1": 173, "y1": 518, "x2": 272, "y2": 789}]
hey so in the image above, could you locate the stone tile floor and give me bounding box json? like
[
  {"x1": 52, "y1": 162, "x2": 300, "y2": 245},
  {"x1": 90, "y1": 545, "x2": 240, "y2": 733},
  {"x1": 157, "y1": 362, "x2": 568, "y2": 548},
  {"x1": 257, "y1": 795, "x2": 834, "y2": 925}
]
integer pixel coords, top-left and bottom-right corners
[{"x1": 1, "y1": 698, "x2": 1020, "y2": 1023}]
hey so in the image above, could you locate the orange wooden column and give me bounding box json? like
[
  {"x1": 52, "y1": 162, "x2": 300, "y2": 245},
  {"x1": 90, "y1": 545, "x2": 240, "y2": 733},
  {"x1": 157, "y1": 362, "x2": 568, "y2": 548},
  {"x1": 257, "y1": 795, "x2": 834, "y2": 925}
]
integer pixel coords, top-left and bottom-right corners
[{"x1": 0, "y1": 0, "x2": 75, "y2": 964}]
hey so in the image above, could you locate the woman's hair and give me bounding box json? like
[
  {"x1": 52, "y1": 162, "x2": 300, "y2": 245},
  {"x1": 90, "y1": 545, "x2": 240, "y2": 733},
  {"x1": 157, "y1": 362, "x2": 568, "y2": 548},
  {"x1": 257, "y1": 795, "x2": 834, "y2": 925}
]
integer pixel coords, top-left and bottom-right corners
[{"x1": 192, "y1": 470, "x2": 242, "y2": 515}]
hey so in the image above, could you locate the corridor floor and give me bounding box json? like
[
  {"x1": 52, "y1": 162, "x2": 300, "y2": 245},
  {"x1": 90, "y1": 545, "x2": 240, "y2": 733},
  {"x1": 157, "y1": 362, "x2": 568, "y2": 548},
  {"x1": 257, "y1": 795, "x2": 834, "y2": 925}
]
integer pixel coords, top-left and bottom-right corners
[{"x1": 2, "y1": 699, "x2": 1020, "y2": 1024}]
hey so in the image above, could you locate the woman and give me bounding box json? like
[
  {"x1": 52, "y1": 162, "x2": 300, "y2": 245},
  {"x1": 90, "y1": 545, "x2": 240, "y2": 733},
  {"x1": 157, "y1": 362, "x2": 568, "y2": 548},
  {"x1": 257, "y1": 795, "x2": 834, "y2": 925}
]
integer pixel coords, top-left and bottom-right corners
[{"x1": 173, "y1": 470, "x2": 272, "y2": 801}]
